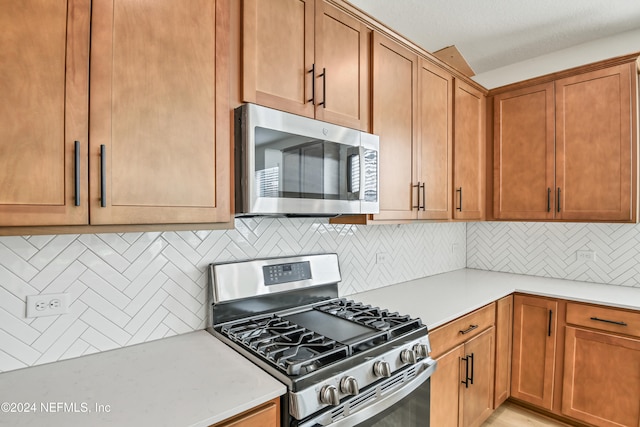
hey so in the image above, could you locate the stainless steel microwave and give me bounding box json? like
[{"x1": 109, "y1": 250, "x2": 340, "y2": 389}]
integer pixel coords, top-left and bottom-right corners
[{"x1": 234, "y1": 104, "x2": 379, "y2": 216}]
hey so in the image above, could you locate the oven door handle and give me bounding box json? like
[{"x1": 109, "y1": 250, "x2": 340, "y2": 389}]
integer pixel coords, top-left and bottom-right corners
[{"x1": 307, "y1": 360, "x2": 437, "y2": 427}]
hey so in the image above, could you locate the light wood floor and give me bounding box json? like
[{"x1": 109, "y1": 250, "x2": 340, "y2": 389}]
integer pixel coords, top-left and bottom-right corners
[{"x1": 482, "y1": 402, "x2": 572, "y2": 427}]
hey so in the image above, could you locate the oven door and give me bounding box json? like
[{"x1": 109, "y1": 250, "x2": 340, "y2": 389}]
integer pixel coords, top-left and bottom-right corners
[{"x1": 299, "y1": 359, "x2": 436, "y2": 427}]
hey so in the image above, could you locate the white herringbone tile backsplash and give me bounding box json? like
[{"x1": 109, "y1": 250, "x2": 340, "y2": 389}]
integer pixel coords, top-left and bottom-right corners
[
  {"x1": 468, "y1": 222, "x2": 640, "y2": 287},
  {"x1": 0, "y1": 218, "x2": 465, "y2": 373}
]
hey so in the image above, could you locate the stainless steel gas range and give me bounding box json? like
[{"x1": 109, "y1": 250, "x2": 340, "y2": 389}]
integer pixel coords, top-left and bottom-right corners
[{"x1": 207, "y1": 254, "x2": 437, "y2": 426}]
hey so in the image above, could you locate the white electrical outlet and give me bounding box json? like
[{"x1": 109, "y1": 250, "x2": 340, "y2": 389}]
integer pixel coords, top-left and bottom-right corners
[
  {"x1": 452, "y1": 243, "x2": 459, "y2": 255},
  {"x1": 376, "y1": 252, "x2": 387, "y2": 265},
  {"x1": 576, "y1": 250, "x2": 597, "y2": 262},
  {"x1": 26, "y1": 293, "x2": 69, "y2": 318}
]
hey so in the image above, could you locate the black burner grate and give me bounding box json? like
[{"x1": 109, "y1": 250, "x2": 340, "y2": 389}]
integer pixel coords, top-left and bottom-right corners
[{"x1": 219, "y1": 299, "x2": 424, "y2": 377}]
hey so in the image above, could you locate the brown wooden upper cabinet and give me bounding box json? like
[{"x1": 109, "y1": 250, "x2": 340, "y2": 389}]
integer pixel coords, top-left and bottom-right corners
[
  {"x1": 454, "y1": 79, "x2": 486, "y2": 220},
  {"x1": 370, "y1": 33, "x2": 418, "y2": 221},
  {"x1": 0, "y1": 0, "x2": 90, "y2": 226},
  {"x1": 371, "y1": 34, "x2": 459, "y2": 221},
  {"x1": 494, "y1": 61, "x2": 637, "y2": 222},
  {"x1": 0, "y1": 0, "x2": 230, "y2": 228},
  {"x1": 418, "y1": 60, "x2": 454, "y2": 220},
  {"x1": 493, "y1": 83, "x2": 555, "y2": 220},
  {"x1": 90, "y1": 0, "x2": 230, "y2": 225},
  {"x1": 242, "y1": 0, "x2": 370, "y2": 131}
]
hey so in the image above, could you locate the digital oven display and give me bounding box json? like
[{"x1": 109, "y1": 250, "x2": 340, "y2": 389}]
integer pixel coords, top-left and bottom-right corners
[{"x1": 263, "y1": 261, "x2": 311, "y2": 285}]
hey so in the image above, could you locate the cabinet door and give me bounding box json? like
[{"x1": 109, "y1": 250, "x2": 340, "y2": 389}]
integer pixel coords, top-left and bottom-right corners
[
  {"x1": 90, "y1": 0, "x2": 230, "y2": 224},
  {"x1": 494, "y1": 295, "x2": 513, "y2": 407},
  {"x1": 314, "y1": 1, "x2": 370, "y2": 131},
  {"x1": 555, "y1": 64, "x2": 634, "y2": 221},
  {"x1": 462, "y1": 327, "x2": 495, "y2": 427},
  {"x1": 417, "y1": 59, "x2": 453, "y2": 220},
  {"x1": 242, "y1": 0, "x2": 314, "y2": 118},
  {"x1": 493, "y1": 83, "x2": 555, "y2": 220},
  {"x1": 0, "y1": 0, "x2": 89, "y2": 226},
  {"x1": 453, "y1": 79, "x2": 485, "y2": 220},
  {"x1": 211, "y1": 397, "x2": 280, "y2": 427},
  {"x1": 511, "y1": 295, "x2": 558, "y2": 410},
  {"x1": 371, "y1": 32, "x2": 418, "y2": 221},
  {"x1": 562, "y1": 327, "x2": 640, "y2": 427},
  {"x1": 431, "y1": 344, "x2": 465, "y2": 427}
]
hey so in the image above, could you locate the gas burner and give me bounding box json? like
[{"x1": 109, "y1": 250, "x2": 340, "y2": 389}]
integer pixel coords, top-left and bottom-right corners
[
  {"x1": 317, "y1": 303, "x2": 357, "y2": 320},
  {"x1": 223, "y1": 316, "x2": 299, "y2": 344}
]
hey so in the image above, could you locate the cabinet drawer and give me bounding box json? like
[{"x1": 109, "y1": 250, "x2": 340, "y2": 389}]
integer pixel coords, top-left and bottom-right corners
[
  {"x1": 429, "y1": 303, "x2": 495, "y2": 358},
  {"x1": 566, "y1": 302, "x2": 640, "y2": 338},
  {"x1": 210, "y1": 397, "x2": 279, "y2": 427}
]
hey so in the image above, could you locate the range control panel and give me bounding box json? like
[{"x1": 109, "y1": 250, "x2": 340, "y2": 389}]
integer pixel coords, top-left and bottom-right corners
[{"x1": 263, "y1": 261, "x2": 311, "y2": 285}]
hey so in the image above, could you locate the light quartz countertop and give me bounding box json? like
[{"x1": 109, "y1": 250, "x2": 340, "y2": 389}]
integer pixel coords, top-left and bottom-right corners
[
  {"x1": 0, "y1": 330, "x2": 285, "y2": 427},
  {"x1": 347, "y1": 268, "x2": 640, "y2": 330},
  {"x1": 2, "y1": 268, "x2": 638, "y2": 427}
]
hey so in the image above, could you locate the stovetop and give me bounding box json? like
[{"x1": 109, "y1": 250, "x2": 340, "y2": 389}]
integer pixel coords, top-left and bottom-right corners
[{"x1": 218, "y1": 298, "x2": 424, "y2": 377}]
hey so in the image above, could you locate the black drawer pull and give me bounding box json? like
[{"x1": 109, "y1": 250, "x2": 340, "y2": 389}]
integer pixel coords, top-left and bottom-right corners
[
  {"x1": 590, "y1": 317, "x2": 627, "y2": 326},
  {"x1": 100, "y1": 144, "x2": 106, "y2": 208},
  {"x1": 461, "y1": 355, "x2": 470, "y2": 388},
  {"x1": 548, "y1": 309, "x2": 553, "y2": 337},
  {"x1": 547, "y1": 187, "x2": 551, "y2": 212},
  {"x1": 318, "y1": 67, "x2": 326, "y2": 108},
  {"x1": 412, "y1": 182, "x2": 421, "y2": 210},
  {"x1": 557, "y1": 188, "x2": 561, "y2": 212},
  {"x1": 74, "y1": 141, "x2": 81, "y2": 207},
  {"x1": 308, "y1": 64, "x2": 315, "y2": 104},
  {"x1": 459, "y1": 324, "x2": 478, "y2": 335}
]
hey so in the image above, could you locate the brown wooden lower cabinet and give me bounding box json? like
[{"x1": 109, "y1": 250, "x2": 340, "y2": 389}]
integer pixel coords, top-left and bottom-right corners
[
  {"x1": 509, "y1": 296, "x2": 640, "y2": 427},
  {"x1": 562, "y1": 326, "x2": 640, "y2": 427},
  {"x1": 431, "y1": 343, "x2": 466, "y2": 427},
  {"x1": 210, "y1": 397, "x2": 280, "y2": 427},
  {"x1": 462, "y1": 327, "x2": 496, "y2": 427},
  {"x1": 430, "y1": 304, "x2": 496, "y2": 427},
  {"x1": 493, "y1": 295, "x2": 513, "y2": 407},
  {"x1": 510, "y1": 294, "x2": 558, "y2": 411}
]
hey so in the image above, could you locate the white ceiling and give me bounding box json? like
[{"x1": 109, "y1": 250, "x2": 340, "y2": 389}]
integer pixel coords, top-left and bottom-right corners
[{"x1": 348, "y1": 0, "x2": 640, "y2": 75}]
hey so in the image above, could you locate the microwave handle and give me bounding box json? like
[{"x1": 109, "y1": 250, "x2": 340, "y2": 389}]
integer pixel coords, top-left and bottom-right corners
[{"x1": 347, "y1": 147, "x2": 366, "y2": 200}]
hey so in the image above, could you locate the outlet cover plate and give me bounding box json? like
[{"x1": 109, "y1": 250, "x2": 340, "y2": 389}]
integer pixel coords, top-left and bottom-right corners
[
  {"x1": 26, "y1": 293, "x2": 69, "y2": 318},
  {"x1": 576, "y1": 250, "x2": 597, "y2": 262}
]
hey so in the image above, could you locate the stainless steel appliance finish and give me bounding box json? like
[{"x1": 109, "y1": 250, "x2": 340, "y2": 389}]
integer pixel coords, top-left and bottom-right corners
[
  {"x1": 208, "y1": 254, "x2": 436, "y2": 426},
  {"x1": 234, "y1": 103, "x2": 379, "y2": 216}
]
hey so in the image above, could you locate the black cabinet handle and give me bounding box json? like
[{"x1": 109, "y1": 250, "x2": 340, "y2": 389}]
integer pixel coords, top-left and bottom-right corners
[
  {"x1": 547, "y1": 188, "x2": 551, "y2": 212},
  {"x1": 100, "y1": 145, "x2": 106, "y2": 208},
  {"x1": 459, "y1": 324, "x2": 478, "y2": 335},
  {"x1": 308, "y1": 64, "x2": 315, "y2": 104},
  {"x1": 469, "y1": 352, "x2": 474, "y2": 385},
  {"x1": 590, "y1": 317, "x2": 627, "y2": 326},
  {"x1": 456, "y1": 187, "x2": 462, "y2": 211},
  {"x1": 557, "y1": 188, "x2": 561, "y2": 212},
  {"x1": 74, "y1": 141, "x2": 81, "y2": 207},
  {"x1": 548, "y1": 309, "x2": 553, "y2": 337},
  {"x1": 412, "y1": 182, "x2": 421, "y2": 210},
  {"x1": 318, "y1": 67, "x2": 326, "y2": 108},
  {"x1": 420, "y1": 183, "x2": 425, "y2": 211},
  {"x1": 461, "y1": 355, "x2": 470, "y2": 388}
]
